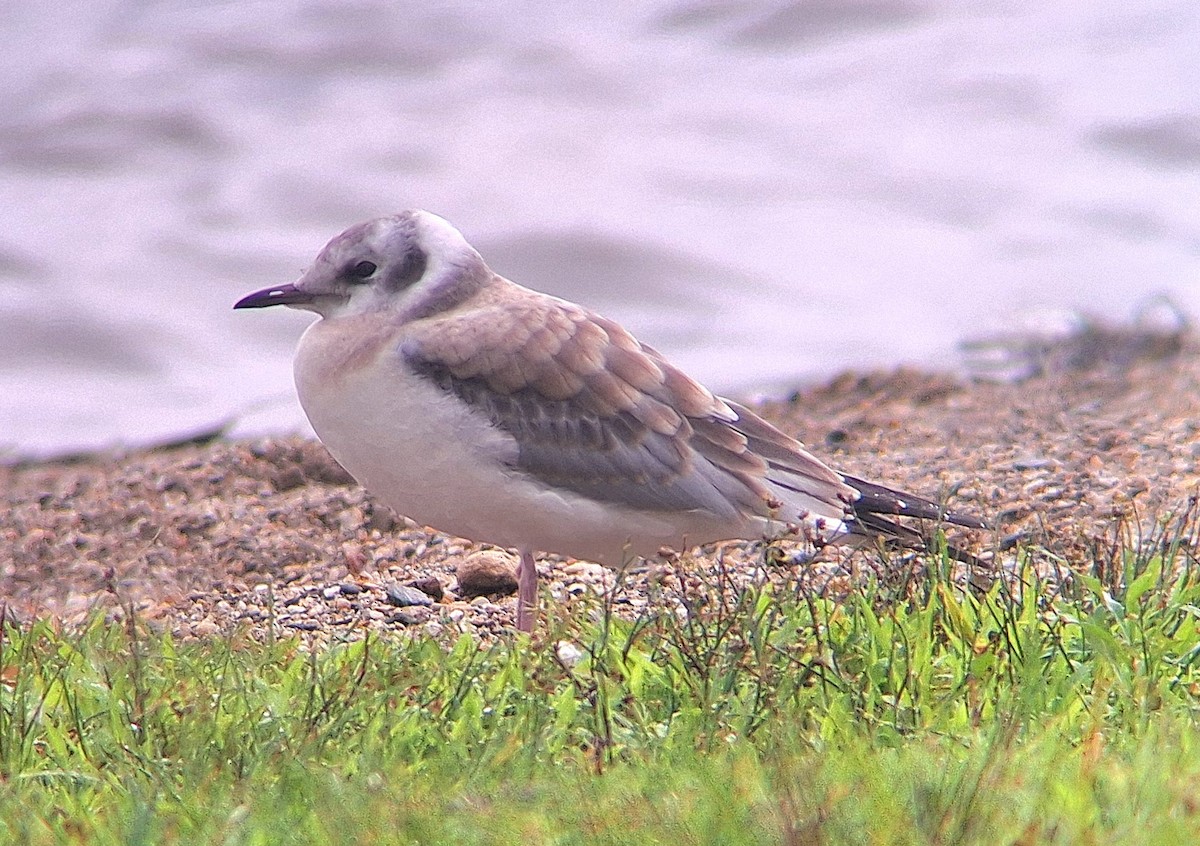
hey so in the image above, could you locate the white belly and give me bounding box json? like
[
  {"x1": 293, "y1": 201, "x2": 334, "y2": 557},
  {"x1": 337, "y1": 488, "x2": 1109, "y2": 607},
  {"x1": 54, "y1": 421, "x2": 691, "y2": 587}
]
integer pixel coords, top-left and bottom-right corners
[{"x1": 293, "y1": 318, "x2": 745, "y2": 566}]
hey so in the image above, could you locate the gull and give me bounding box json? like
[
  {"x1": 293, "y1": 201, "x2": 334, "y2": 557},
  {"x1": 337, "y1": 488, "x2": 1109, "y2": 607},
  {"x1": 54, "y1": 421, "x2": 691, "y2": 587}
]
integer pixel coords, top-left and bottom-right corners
[{"x1": 235, "y1": 211, "x2": 985, "y2": 632}]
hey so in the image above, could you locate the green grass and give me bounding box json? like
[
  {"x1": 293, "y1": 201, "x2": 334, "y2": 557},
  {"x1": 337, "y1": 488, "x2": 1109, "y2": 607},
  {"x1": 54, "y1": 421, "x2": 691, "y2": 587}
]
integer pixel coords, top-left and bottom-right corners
[{"x1": 4, "y1": 515, "x2": 1200, "y2": 844}]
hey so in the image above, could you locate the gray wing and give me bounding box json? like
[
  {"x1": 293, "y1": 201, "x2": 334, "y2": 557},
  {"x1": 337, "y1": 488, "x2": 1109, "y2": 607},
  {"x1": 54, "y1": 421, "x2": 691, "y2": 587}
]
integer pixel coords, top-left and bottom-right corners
[{"x1": 398, "y1": 282, "x2": 858, "y2": 526}]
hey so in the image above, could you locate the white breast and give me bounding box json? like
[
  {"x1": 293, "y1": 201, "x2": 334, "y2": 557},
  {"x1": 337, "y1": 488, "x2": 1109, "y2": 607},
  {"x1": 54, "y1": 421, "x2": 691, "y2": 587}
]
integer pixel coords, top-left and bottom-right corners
[{"x1": 292, "y1": 316, "x2": 746, "y2": 566}]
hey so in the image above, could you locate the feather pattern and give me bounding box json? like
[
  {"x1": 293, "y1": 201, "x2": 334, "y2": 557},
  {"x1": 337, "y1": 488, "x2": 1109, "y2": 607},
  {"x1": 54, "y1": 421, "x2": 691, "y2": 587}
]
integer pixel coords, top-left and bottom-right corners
[{"x1": 398, "y1": 279, "x2": 861, "y2": 532}]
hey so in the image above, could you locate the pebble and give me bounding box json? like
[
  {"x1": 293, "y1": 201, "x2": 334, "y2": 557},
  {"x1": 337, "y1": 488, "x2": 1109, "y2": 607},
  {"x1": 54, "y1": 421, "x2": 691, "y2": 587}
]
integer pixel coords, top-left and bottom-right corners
[
  {"x1": 456, "y1": 550, "x2": 518, "y2": 598},
  {"x1": 555, "y1": 640, "x2": 584, "y2": 668},
  {"x1": 406, "y1": 576, "x2": 444, "y2": 600},
  {"x1": 386, "y1": 584, "x2": 434, "y2": 607},
  {"x1": 562, "y1": 561, "x2": 607, "y2": 578},
  {"x1": 388, "y1": 610, "x2": 423, "y2": 626}
]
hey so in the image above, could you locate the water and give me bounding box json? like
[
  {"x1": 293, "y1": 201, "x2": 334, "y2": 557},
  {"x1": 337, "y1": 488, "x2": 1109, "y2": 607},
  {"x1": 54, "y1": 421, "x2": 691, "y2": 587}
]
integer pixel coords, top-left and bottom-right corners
[{"x1": 2, "y1": 0, "x2": 1198, "y2": 459}]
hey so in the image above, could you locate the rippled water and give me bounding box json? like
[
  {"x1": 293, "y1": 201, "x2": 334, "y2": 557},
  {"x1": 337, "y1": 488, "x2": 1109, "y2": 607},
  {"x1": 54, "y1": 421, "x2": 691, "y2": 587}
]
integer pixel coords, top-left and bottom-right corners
[{"x1": 2, "y1": 0, "x2": 1198, "y2": 458}]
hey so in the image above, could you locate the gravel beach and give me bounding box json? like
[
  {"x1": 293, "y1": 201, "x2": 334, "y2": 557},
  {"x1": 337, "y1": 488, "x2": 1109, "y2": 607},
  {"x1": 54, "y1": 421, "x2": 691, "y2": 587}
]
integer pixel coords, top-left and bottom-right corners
[{"x1": 5, "y1": 340, "x2": 1198, "y2": 642}]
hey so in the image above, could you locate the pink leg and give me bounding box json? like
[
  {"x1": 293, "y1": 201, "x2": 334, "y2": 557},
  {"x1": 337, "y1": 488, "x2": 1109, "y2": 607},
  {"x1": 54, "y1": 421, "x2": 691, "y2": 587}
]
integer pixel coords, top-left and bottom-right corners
[{"x1": 516, "y1": 549, "x2": 538, "y2": 633}]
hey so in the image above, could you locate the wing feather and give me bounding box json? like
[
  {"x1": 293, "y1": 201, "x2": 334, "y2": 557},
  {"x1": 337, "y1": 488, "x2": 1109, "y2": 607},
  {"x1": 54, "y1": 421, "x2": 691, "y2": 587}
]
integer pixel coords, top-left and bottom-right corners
[
  {"x1": 399, "y1": 283, "x2": 844, "y2": 522},
  {"x1": 397, "y1": 279, "x2": 979, "y2": 540}
]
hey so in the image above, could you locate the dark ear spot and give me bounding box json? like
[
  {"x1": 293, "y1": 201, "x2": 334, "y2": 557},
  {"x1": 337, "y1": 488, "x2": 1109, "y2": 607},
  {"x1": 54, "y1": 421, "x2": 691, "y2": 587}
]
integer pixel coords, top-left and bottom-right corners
[{"x1": 385, "y1": 246, "x2": 427, "y2": 291}]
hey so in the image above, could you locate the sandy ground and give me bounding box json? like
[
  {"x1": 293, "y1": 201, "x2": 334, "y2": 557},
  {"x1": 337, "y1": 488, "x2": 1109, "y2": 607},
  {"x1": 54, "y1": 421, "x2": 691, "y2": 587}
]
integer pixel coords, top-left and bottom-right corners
[{"x1": 4, "y1": 335, "x2": 1199, "y2": 642}]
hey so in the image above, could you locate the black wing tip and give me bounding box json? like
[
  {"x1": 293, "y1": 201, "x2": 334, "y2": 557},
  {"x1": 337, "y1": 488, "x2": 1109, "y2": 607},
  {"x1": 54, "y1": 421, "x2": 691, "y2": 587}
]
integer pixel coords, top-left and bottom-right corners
[
  {"x1": 842, "y1": 473, "x2": 989, "y2": 530},
  {"x1": 850, "y1": 512, "x2": 987, "y2": 569},
  {"x1": 942, "y1": 509, "x2": 990, "y2": 531}
]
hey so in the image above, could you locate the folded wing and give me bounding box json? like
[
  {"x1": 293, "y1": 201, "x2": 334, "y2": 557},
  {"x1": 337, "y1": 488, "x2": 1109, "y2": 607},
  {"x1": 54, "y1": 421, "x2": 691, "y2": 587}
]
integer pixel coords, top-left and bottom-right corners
[{"x1": 398, "y1": 281, "x2": 859, "y2": 532}]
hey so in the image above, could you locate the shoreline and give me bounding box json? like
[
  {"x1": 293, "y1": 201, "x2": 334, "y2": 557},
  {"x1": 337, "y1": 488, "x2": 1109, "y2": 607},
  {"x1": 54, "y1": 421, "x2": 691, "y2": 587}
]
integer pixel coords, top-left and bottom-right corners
[{"x1": 4, "y1": 346, "x2": 1199, "y2": 638}]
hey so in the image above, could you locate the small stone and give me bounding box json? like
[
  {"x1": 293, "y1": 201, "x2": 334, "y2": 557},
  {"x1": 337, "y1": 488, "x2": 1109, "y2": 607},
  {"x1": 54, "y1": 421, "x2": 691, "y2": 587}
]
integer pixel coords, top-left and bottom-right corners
[
  {"x1": 269, "y1": 466, "x2": 306, "y2": 492},
  {"x1": 339, "y1": 582, "x2": 364, "y2": 596},
  {"x1": 771, "y1": 548, "x2": 816, "y2": 567},
  {"x1": 285, "y1": 620, "x2": 320, "y2": 631},
  {"x1": 322, "y1": 586, "x2": 340, "y2": 600},
  {"x1": 386, "y1": 584, "x2": 434, "y2": 607},
  {"x1": 555, "y1": 640, "x2": 584, "y2": 669},
  {"x1": 456, "y1": 551, "x2": 518, "y2": 598},
  {"x1": 364, "y1": 506, "x2": 401, "y2": 534},
  {"x1": 824, "y1": 428, "x2": 848, "y2": 446},
  {"x1": 342, "y1": 542, "x2": 367, "y2": 576},
  {"x1": 388, "y1": 610, "x2": 423, "y2": 626},
  {"x1": 562, "y1": 561, "x2": 606, "y2": 578},
  {"x1": 406, "y1": 577, "x2": 444, "y2": 600}
]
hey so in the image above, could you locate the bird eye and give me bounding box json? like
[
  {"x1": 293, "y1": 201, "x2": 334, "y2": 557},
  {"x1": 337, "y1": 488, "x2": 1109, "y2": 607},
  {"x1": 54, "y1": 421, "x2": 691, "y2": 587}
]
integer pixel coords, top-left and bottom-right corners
[{"x1": 349, "y1": 260, "x2": 377, "y2": 280}]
